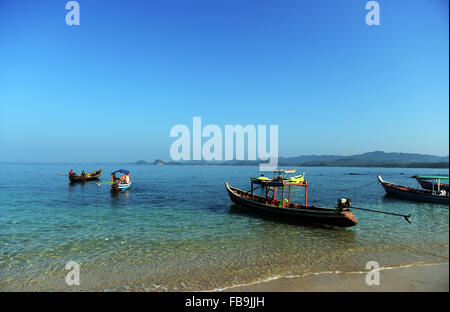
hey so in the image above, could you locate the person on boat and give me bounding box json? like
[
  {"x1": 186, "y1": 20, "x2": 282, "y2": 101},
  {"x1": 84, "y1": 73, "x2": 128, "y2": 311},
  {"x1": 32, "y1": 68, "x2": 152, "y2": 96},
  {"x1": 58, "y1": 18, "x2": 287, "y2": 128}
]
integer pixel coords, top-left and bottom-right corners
[
  {"x1": 119, "y1": 174, "x2": 127, "y2": 183},
  {"x1": 69, "y1": 169, "x2": 74, "y2": 176},
  {"x1": 117, "y1": 173, "x2": 130, "y2": 184},
  {"x1": 80, "y1": 170, "x2": 86, "y2": 181}
]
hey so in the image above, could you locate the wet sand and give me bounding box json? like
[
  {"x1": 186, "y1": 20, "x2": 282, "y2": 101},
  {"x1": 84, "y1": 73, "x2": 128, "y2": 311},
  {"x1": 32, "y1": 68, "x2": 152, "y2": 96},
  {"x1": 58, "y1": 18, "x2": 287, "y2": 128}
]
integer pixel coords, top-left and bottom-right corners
[{"x1": 221, "y1": 263, "x2": 449, "y2": 292}]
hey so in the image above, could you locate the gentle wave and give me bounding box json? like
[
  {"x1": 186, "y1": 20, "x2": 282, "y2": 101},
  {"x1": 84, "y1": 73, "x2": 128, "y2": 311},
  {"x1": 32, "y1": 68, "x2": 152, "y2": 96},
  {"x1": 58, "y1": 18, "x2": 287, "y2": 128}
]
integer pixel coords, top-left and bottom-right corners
[{"x1": 210, "y1": 262, "x2": 449, "y2": 292}]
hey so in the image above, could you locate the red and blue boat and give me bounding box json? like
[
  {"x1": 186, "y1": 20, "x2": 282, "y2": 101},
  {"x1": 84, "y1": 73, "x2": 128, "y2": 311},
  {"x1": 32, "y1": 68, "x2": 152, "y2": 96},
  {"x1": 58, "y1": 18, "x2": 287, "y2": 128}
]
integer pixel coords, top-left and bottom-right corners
[{"x1": 110, "y1": 169, "x2": 132, "y2": 192}]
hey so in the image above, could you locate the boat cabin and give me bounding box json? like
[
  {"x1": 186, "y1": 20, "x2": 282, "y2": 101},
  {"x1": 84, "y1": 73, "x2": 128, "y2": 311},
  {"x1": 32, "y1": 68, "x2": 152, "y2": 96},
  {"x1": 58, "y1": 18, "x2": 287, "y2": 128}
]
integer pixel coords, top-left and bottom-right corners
[
  {"x1": 272, "y1": 169, "x2": 297, "y2": 180},
  {"x1": 252, "y1": 169, "x2": 308, "y2": 208},
  {"x1": 111, "y1": 169, "x2": 131, "y2": 183}
]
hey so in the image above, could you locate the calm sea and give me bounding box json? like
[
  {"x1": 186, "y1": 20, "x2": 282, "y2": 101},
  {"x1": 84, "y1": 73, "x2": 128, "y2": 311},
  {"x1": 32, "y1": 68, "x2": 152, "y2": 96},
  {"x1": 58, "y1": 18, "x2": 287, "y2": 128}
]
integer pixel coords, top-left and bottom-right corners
[{"x1": 0, "y1": 164, "x2": 448, "y2": 291}]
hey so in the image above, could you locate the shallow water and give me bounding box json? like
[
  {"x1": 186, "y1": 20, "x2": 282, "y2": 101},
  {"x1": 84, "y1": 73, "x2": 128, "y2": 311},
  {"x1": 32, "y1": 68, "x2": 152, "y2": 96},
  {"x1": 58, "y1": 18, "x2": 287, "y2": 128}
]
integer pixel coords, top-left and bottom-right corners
[{"x1": 0, "y1": 164, "x2": 448, "y2": 291}]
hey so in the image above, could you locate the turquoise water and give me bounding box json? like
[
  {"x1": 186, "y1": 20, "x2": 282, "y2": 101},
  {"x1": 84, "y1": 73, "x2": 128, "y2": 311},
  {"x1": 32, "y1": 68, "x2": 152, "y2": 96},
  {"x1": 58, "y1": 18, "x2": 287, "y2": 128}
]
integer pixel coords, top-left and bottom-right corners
[{"x1": 0, "y1": 164, "x2": 448, "y2": 291}]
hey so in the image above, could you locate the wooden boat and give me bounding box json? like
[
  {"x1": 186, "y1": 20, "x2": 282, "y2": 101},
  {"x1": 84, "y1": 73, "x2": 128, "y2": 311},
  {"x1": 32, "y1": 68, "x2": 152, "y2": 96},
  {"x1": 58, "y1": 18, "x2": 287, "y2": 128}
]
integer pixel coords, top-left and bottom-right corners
[
  {"x1": 225, "y1": 174, "x2": 357, "y2": 227},
  {"x1": 110, "y1": 169, "x2": 132, "y2": 192},
  {"x1": 378, "y1": 174, "x2": 449, "y2": 204},
  {"x1": 414, "y1": 176, "x2": 449, "y2": 192},
  {"x1": 69, "y1": 169, "x2": 102, "y2": 182}
]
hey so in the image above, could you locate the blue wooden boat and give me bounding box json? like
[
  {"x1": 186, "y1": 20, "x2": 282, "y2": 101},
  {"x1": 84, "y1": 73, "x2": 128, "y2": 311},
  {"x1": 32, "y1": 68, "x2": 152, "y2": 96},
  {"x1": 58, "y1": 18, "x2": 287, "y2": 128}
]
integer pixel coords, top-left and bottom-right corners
[
  {"x1": 414, "y1": 175, "x2": 449, "y2": 192},
  {"x1": 378, "y1": 174, "x2": 449, "y2": 204},
  {"x1": 110, "y1": 169, "x2": 132, "y2": 192}
]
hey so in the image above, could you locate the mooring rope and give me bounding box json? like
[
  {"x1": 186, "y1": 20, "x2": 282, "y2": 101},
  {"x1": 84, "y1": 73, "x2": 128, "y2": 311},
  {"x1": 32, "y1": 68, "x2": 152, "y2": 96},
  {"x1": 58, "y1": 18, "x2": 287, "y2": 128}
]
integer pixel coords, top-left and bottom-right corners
[{"x1": 338, "y1": 180, "x2": 379, "y2": 192}]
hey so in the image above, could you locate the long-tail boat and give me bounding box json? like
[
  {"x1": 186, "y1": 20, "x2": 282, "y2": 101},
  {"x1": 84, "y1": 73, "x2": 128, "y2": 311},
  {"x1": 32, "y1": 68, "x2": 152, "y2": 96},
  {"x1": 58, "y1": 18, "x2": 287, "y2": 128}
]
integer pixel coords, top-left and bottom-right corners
[
  {"x1": 414, "y1": 175, "x2": 449, "y2": 192},
  {"x1": 378, "y1": 173, "x2": 449, "y2": 204},
  {"x1": 110, "y1": 169, "x2": 132, "y2": 192},
  {"x1": 69, "y1": 169, "x2": 102, "y2": 182},
  {"x1": 225, "y1": 170, "x2": 357, "y2": 227}
]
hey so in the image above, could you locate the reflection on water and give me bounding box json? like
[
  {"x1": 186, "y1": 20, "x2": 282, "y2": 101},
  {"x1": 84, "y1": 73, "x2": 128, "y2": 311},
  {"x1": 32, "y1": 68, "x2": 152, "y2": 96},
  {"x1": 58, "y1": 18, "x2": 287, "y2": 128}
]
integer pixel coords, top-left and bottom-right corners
[
  {"x1": 0, "y1": 164, "x2": 448, "y2": 291},
  {"x1": 68, "y1": 181, "x2": 86, "y2": 190},
  {"x1": 228, "y1": 203, "x2": 356, "y2": 232},
  {"x1": 110, "y1": 189, "x2": 130, "y2": 207}
]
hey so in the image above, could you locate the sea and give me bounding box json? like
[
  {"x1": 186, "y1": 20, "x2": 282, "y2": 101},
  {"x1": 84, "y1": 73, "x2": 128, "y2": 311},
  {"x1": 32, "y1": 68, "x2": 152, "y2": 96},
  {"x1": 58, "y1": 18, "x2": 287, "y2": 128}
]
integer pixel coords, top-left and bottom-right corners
[{"x1": 0, "y1": 164, "x2": 448, "y2": 291}]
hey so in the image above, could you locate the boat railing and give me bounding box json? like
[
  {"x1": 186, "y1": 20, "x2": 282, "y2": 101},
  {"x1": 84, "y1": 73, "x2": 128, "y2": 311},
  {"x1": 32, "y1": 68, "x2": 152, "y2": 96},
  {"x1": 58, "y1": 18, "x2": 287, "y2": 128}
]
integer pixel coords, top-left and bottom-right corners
[{"x1": 249, "y1": 176, "x2": 309, "y2": 208}]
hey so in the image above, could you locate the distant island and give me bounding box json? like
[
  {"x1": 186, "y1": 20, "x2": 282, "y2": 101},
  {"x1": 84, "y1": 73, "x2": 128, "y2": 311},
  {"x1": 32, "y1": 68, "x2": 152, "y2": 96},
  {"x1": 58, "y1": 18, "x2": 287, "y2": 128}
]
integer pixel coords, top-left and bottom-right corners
[
  {"x1": 134, "y1": 160, "x2": 165, "y2": 165},
  {"x1": 154, "y1": 159, "x2": 164, "y2": 166},
  {"x1": 147, "y1": 151, "x2": 449, "y2": 168},
  {"x1": 277, "y1": 151, "x2": 449, "y2": 168}
]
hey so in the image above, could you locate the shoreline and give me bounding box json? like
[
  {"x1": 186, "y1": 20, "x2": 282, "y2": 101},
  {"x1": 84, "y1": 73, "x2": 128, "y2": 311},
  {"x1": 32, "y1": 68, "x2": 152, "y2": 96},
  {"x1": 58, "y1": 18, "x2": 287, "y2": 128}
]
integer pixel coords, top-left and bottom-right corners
[
  {"x1": 1, "y1": 263, "x2": 448, "y2": 292},
  {"x1": 218, "y1": 263, "x2": 449, "y2": 292}
]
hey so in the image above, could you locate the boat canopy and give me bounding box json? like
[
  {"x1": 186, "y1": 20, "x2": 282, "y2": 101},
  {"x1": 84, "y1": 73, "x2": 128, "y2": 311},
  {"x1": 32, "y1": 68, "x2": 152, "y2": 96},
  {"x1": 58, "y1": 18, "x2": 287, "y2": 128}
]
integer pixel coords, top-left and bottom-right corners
[
  {"x1": 274, "y1": 169, "x2": 296, "y2": 174},
  {"x1": 111, "y1": 169, "x2": 130, "y2": 175},
  {"x1": 417, "y1": 176, "x2": 449, "y2": 180}
]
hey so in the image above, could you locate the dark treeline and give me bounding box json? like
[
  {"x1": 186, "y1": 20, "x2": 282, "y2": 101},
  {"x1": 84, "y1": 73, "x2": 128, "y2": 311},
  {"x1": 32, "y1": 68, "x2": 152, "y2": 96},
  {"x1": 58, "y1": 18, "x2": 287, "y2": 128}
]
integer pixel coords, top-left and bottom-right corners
[{"x1": 158, "y1": 160, "x2": 449, "y2": 169}]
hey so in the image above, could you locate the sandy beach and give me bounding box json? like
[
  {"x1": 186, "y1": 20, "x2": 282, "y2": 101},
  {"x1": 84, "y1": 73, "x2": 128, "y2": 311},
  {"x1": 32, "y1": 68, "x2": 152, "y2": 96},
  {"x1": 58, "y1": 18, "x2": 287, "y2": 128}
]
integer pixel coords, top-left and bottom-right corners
[{"x1": 221, "y1": 263, "x2": 449, "y2": 292}]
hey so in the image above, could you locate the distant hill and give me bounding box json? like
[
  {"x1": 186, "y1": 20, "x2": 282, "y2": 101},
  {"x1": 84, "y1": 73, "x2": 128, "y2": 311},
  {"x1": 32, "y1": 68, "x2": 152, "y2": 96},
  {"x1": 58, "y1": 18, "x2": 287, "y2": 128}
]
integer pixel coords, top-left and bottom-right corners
[
  {"x1": 135, "y1": 160, "x2": 149, "y2": 165},
  {"x1": 154, "y1": 159, "x2": 164, "y2": 165},
  {"x1": 279, "y1": 151, "x2": 448, "y2": 165},
  {"x1": 278, "y1": 151, "x2": 449, "y2": 167},
  {"x1": 162, "y1": 151, "x2": 449, "y2": 168},
  {"x1": 134, "y1": 159, "x2": 165, "y2": 165}
]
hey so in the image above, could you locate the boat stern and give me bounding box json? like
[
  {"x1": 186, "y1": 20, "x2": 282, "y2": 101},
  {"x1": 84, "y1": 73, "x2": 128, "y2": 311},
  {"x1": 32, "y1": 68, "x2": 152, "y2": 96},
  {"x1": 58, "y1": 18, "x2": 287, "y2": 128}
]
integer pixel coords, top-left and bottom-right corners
[{"x1": 342, "y1": 210, "x2": 358, "y2": 227}]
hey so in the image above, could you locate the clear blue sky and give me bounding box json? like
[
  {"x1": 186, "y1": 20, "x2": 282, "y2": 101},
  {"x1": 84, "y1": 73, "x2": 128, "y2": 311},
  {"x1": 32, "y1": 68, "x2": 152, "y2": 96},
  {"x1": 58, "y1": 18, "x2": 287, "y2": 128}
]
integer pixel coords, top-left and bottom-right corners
[{"x1": 0, "y1": 0, "x2": 448, "y2": 162}]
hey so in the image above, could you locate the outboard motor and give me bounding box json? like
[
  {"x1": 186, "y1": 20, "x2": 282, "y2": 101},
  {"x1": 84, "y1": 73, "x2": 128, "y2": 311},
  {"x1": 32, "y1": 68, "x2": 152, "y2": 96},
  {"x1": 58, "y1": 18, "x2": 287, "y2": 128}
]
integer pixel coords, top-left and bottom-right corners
[{"x1": 337, "y1": 198, "x2": 352, "y2": 211}]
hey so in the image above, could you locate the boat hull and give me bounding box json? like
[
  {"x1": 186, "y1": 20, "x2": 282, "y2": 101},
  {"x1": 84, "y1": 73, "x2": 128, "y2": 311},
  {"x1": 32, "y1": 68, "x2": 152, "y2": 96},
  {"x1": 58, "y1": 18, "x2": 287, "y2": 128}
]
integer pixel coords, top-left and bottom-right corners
[
  {"x1": 111, "y1": 181, "x2": 132, "y2": 192},
  {"x1": 69, "y1": 169, "x2": 102, "y2": 182},
  {"x1": 225, "y1": 183, "x2": 357, "y2": 227},
  {"x1": 378, "y1": 174, "x2": 449, "y2": 204}
]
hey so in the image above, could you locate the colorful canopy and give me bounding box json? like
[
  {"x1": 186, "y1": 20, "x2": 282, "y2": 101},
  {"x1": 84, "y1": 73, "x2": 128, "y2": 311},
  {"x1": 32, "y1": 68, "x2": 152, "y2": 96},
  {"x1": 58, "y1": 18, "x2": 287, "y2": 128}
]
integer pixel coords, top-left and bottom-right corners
[
  {"x1": 111, "y1": 169, "x2": 130, "y2": 175},
  {"x1": 274, "y1": 169, "x2": 296, "y2": 173}
]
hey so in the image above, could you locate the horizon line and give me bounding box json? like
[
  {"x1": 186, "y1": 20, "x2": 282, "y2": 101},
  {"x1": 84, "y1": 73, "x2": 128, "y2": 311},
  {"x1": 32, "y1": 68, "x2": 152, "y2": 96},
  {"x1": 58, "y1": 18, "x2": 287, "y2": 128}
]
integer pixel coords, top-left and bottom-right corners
[{"x1": 1, "y1": 150, "x2": 449, "y2": 164}]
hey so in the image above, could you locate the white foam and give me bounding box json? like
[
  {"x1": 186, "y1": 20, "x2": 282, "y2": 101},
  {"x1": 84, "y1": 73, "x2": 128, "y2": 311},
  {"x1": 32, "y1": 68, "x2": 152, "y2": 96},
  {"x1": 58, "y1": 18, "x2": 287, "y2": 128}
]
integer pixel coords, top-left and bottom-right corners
[{"x1": 209, "y1": 262, "x2": 449, "y2": 292}]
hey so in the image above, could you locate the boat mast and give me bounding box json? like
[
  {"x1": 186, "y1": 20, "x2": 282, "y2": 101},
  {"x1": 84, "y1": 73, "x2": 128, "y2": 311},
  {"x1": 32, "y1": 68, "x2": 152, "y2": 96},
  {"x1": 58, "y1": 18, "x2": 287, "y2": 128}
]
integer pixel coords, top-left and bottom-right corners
[{"x1": 305, "y1": 182, "x2": 308, "y2": 207}]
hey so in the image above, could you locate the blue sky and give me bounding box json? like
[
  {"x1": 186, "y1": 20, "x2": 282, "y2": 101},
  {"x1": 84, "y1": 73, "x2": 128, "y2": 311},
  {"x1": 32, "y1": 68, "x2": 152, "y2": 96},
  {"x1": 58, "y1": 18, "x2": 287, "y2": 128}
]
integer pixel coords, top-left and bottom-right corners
[{"x1": 0, "y1": 0, "x2": 448, "y2": 162}]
